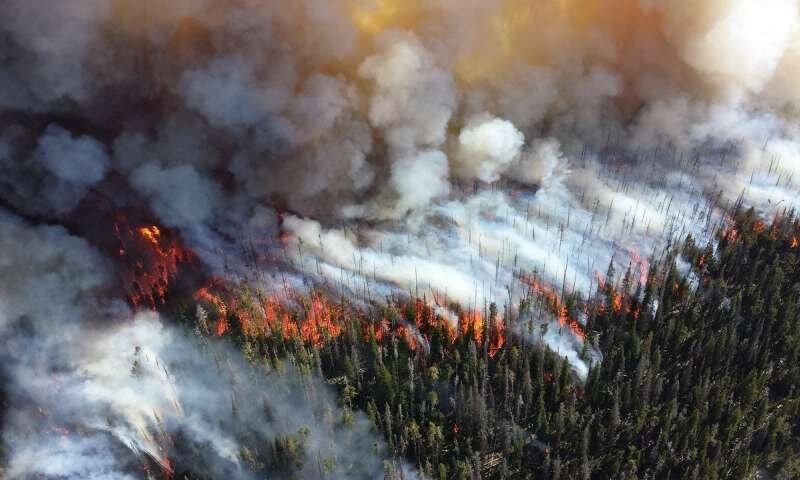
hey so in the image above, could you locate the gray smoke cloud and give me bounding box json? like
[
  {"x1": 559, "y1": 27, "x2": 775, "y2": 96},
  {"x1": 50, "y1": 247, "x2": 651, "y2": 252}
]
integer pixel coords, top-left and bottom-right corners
[
  {"x1": 3, "y1": 0, "x2": 800, "y2": 475},
  {"x1": 0, "y1": 210, "x2": 413, "y2": 479}
]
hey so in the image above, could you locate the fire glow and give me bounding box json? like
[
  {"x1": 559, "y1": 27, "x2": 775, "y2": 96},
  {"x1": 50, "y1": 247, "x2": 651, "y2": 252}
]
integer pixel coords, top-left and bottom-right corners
[
  {"x1": 194, "y1": 282, "x2": 344, "y2": 346},
  {"x1": 193, "y1": 280, "x2": 509, "y2": 358},
  {"x1": 115, "y1": 215, "x2": 193, "y2": 310},
  {"x1": 522, "y1": 275, "x2": 587, "y2": 342}
]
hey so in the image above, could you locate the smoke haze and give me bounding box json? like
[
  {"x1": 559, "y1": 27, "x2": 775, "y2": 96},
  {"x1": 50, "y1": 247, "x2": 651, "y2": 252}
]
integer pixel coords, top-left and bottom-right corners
[{"x1": 3, "y1": 0, "x2": 800, "y2": 477}]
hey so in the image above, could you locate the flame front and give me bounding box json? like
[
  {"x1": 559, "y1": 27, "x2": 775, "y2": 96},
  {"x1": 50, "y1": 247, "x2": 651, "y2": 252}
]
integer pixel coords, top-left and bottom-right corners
[
  {"x1": 523, "y1": 275, "x2": 587, "y2": 342},
  {"x1": 194, "y1": 281, "x2": 509, "y2": 357},
  {"x1": 115, "y1": 216, "x2": 192, "y2": 310}
]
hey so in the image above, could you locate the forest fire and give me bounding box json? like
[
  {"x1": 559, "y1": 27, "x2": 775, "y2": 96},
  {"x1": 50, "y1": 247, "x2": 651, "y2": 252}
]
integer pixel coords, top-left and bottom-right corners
[
  {"x1": 611, "y1": 291, "x2": 623, "y2": 314},
  {"x1": 459, "y1": 310, "x2": 485, "y2": 344},
  {"x1": 414, "y1": 298, "x2": 457, "y2": 342},
  {"x1": 139, "y1": 226, "x2": 162, "y2": 246},
  {"x1": 192, "y1": 280, "x2": 510, "y2": 358},
  {"x1": 394, "y1": 325, "x2": 419, "y2": 351},
  {"x1": 115, "y1": 215, "x2": 193, "y2": 310},
  {"x1": 458, "y1": 309, "x2": 506, "y2": 358},
  {"x1": 214, "y1": 316, "x2": 230, "y2": 337},
  {"x1": 594, "y1": 271, "x2": 642, "y2": 320},
  {"x1": 722, "y1": 226, "x2": 739, "y2": 243},
  {"x1": 193, "y1": 283, "x2": 231, "y2": 336},
  {"x1": 300, "y1": 294, "x2": 345, "y2": 345},
  {"x1": 7, "y1": 0, "x2": 800, "y2": 476},
  {"x1": 521, "y1": 275, "x2": 586, "y2": 342},
  {"x1": 719, "y1": 215, "x2": 798, "y2": 247},
  {"x1": 194, "y1": 281, "x2": 345, "y2": 346}
]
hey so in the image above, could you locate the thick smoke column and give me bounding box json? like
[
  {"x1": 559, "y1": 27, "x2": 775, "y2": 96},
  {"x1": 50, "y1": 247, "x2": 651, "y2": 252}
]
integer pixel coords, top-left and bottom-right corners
[{"x1": 3, "y1": 0, "x2": 800, "y2": 476}]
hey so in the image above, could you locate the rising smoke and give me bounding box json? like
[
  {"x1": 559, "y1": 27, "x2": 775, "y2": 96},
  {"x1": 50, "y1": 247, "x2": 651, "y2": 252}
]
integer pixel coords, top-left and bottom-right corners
[{"x1": 3, "y1": 0, "x2": 800, "y2": 477}]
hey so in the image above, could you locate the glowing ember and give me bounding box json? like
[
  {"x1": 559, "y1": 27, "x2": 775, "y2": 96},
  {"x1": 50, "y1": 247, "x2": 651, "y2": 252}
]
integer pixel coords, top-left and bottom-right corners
[
  {"x1": 138, "y1": 226, "x2": 162, "y2": 246},
  {"x1": 611, "y1": 291, "x2": 623, "y2": 314},
  {"x1": 722, "y1": 227, "x2": 738, "y2": 243}
]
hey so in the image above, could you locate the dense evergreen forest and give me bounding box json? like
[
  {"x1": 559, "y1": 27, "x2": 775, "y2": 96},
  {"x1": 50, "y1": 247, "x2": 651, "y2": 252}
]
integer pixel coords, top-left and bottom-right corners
[{"x1": 176, "y1": 207, "x2": 800, "y2": 479}]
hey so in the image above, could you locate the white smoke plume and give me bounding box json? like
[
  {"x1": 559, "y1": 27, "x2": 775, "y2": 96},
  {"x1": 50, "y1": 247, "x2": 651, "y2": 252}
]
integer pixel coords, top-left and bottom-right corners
[
  {"x1": 455, "y1": 115, "x2": 524, "y2": 183},
  {"x1": 3, "y1": 0, "x2": 800, "y2": 475}
]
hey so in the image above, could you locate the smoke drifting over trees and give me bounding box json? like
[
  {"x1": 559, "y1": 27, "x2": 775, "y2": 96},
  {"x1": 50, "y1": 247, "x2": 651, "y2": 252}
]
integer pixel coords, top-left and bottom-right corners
[{"x1": 3, "y1": 0, "x2": 800, "y2": 478}]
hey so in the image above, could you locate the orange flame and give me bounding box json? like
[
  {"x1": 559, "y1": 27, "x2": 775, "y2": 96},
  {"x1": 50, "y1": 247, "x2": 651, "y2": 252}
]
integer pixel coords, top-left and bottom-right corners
[
  {"x1": 522, "y1": 275, "x2": 586, "y2": 342},
  {"x1": 116, "y1": 216, "x2": 192, "y2": 310},
  {"x1": 395, "y1": 324, "x2": 419, "y2": 351},
  {"x1": 456, "y1": 309, "x2": 505, "y2": 357},
  {"x1": 611, "y1": 290, "x2": 623, "y2": 314},
  {"x1": 214, "y1": 317, "x2": 230, "y2": 336},
  {"x1": 595, "y1": 271, "x2": 640, "y2": 321},
  {"x1": 722, "y1": 227, "x2": 738, "y2": 243},
  {"x1": 300, "y1": 294, "x2": 344, "y2": 346},
  {"x1": 138, "y1": 226, "x2": 162, "y2": 246},
  {"x1": 194, "y1": 285, "x2": 228, "y2": 317},
  {"x1": 415, "y1": 298, "x2": 457, "y2": 343},
  {"x1": 459, "y1": 310, "x2": 484, "y2": 344},
  {"x1": 194, "y1": 283, "x2": 346, "y2": 347},
  {"x1": 193, "y1": 280, "x2": 512, "y2": 358}
]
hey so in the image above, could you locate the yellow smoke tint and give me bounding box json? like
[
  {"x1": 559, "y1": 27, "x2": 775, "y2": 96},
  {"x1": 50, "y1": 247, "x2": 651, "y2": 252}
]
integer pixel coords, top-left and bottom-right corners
[
  {"x1": 455, "y1": 0, "x2": 662, "y2": 86},
  {"x1": 494, "y1": 1, "x2": 533, "y2": 56},
  {"x1": 349, "y1": 0, "x2": 422, "y2": 36},
  {"x1": 557, "y1": 0, "x2": 602, "y2": 32},
  {"x1": 456, "y1": 1, "x2": 552, "y2": 86}
]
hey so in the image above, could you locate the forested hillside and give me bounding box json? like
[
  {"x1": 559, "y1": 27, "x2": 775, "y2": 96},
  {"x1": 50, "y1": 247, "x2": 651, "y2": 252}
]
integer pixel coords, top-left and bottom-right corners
[{"x1": 169, "y1": 207, "x2": 800, "y2": 479}]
